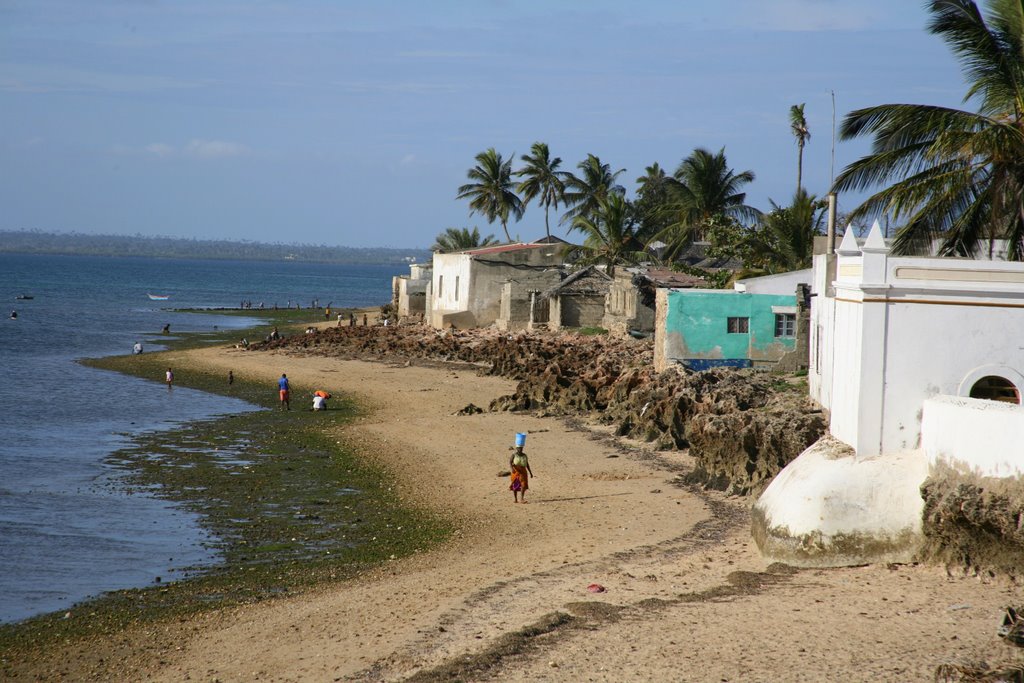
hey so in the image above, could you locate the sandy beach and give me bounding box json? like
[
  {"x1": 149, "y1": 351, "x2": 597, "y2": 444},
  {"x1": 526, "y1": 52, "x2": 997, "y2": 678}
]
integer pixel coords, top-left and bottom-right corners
[{"x1": 12, "y1": 338, "x2": 1024, "y2": 681}]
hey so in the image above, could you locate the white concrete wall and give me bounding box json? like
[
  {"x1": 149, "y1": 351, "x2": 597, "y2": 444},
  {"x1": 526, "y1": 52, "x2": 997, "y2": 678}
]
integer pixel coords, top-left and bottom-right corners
[
  {"x1": 923, "y1": 395, "x2": 1024, "y2": 478},
  {"x1": 735, "y1": 269, "x2": 811, "y2": 295},
  {"x1": 819, "y1": 224, "x2": 1024, "y2": 458},
  {"x1": 430, "y1": 252, "x2": 472, "y2": 324}
]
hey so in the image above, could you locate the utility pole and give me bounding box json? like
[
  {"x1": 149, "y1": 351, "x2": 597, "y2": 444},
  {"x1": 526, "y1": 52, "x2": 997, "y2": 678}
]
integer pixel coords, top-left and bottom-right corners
[{"x1": 826, "y1": 89, "x2": 838, "y2": 254}]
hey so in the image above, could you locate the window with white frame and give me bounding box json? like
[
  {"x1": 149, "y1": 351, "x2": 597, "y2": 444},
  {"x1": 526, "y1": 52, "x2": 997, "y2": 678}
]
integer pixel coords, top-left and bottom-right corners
[{"x1": 774, "y1": 313, "x2": 796, "y2": 337}]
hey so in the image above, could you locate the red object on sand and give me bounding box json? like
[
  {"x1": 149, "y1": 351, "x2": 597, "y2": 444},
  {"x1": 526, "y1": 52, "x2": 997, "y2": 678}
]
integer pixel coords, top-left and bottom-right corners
[{"x1": 587, "y1": 583, "x2": 606, "y2": 593}]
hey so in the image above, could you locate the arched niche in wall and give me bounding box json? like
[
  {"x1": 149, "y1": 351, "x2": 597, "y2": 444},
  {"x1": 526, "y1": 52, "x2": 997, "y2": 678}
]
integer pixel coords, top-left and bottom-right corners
[{"x1": 958, "y1": 365, "x2": 1024, "y2": 405}]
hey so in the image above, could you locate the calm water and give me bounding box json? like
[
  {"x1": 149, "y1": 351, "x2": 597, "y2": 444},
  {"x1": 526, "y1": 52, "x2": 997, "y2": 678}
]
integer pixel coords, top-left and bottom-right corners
[{"x1": 0, "y1": 253, "x2": 404, "y2": 623}]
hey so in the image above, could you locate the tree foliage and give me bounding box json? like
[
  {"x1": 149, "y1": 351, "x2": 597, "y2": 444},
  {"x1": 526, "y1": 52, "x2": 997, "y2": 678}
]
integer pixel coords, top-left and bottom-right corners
[
  {"x1": 456, "y1": 148, "x2": 524, "y2": 242},
  {"x1": 515, "y1": 142, "x2": 567, "y2": 240},
  {"x1": 431, "y1": 227, "x2": 497, "y2": 253},
  {"x1": 653, "y1": 147, "x2": 760, "y2": 259},
  {"x1": 561, "y1": 154, "x2": 626, "y2": 225},
  {"x1": 789, "y1": 103, "x2": 811, "y2": 192},
  {"x1": 568, "y1": 193, "x2": 647, "y2": 267},
  {"x1": 834, "y1": 0, "x2": 1024, "y2": 260}
]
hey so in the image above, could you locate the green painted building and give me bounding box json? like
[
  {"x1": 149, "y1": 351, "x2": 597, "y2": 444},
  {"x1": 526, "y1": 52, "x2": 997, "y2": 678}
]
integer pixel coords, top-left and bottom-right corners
[{"x1": 655, "y1": 288, "x2": 801, "y2": 371}]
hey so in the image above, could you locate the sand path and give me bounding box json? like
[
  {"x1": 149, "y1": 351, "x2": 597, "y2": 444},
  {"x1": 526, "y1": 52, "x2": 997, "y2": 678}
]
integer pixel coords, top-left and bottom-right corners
[{"x1": 109, "y1": 344, "x2": 1024, "y2": 680}]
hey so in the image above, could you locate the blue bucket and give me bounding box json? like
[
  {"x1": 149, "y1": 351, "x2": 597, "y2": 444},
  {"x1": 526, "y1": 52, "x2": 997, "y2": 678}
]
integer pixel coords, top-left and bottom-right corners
[{"x1": 514, "y1": 432, "x2": 527, "y2": 448}]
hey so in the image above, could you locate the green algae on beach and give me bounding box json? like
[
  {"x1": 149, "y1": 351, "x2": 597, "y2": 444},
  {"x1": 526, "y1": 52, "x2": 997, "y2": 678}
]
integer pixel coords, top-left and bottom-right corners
[{"x1": 0, "y1": 328, "x2": 449, "y2": 670}]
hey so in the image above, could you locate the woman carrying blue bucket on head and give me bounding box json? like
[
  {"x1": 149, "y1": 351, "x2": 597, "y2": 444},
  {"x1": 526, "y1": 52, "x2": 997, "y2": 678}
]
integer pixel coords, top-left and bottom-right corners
[{"x1": 509, "y1": 432, "x2": 534, "y2": 504}]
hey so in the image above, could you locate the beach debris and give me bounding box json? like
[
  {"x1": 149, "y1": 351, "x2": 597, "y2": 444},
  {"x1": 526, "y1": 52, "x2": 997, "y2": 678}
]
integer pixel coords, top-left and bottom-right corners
[
  {"x1": 455, "y1": 403, "x2": 483, "y2": 415},
  {"x1": 935, "y1": 661, "x2": 1024, "y2": 682},
  {"x1": 998, "y1": 607, "x2": 1024, "y2": 646},
  {"x1": 586, "y1": 583, "x2": 606, "y2": 593}
]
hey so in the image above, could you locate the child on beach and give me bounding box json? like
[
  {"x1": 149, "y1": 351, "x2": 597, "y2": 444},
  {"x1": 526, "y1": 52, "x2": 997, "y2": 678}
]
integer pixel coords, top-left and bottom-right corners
[
  {"x1": 278, "y1": 373, "x2": 290, "y2": 410},
  {"x1": 165, "y1": 368, "x2": 174, "y2": 386}
]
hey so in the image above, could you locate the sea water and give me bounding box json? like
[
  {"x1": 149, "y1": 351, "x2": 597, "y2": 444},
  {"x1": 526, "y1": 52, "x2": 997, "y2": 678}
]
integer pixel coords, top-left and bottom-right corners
[{"x1": 0, "y1": 253, "x2": 405, "y2": 623}]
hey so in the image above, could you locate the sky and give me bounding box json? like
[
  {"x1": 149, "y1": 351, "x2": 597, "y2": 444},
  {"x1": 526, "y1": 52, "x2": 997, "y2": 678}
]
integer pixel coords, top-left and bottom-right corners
[{"x1": 0, "y1": 0, "x2": 971, "y2": 249}]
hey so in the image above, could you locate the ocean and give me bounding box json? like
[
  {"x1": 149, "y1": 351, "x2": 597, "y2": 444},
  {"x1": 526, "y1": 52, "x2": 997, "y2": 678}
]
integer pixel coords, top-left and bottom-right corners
[{"x1": 0, "y1": 253, "x2": 405, "y2": 624}]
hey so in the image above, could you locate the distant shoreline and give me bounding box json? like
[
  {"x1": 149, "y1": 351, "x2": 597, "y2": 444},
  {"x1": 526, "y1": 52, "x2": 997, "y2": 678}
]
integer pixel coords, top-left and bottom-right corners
[{"x1": 0, "y1": 230, "x2": 431, "y2": 265}]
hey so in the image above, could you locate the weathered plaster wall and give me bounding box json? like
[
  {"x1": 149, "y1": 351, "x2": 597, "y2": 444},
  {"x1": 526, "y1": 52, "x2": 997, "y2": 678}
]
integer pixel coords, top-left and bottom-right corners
[
  {"x1": 659, "y1": 289, "x2": 797, "y2": 369},
  {"x1": 752, "y1": 437, "x2": 928, "y2": 566},
  {"x1": 603, "y1": 271, "x2": 654, "y2": 336},
  {"x1": 654, "y1": 288, "x2": 669, "y2": 371},
  {"x1": 429, "y1": 252, "x2": 472, "y2": 327},
  {"x1": 923, "y1": 395, "x2": 1024, "y2": 478}
]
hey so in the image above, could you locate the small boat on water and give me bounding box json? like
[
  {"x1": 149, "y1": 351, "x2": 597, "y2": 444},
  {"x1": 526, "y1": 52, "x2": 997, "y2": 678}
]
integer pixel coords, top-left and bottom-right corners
[
  {"x1": 147, "y1": 293, "x2": 171, "y2": 301},
  {"x1": 15, "y1": 294, "x2": 33, "y2": 300}
]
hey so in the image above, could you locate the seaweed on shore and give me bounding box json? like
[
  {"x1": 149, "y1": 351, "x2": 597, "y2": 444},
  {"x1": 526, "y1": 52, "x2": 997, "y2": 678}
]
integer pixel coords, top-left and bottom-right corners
[{"x1": 0, "y1": 320, "x2": 451, "y2": 677}]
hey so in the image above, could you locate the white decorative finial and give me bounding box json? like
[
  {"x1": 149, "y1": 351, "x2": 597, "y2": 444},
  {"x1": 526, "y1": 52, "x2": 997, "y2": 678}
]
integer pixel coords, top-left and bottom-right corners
[
  {"x1": 862, "y1": 219, "x2": 889, "y2": 254},
  {"x1": 836, "y1": 224, "x2": 860, "y2": 256}
]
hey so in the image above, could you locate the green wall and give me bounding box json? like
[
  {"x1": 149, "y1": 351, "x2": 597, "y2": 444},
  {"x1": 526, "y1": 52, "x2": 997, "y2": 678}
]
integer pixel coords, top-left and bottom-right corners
[{"x1": 664, "y1": 290, "x2": 796, "y2": 364}]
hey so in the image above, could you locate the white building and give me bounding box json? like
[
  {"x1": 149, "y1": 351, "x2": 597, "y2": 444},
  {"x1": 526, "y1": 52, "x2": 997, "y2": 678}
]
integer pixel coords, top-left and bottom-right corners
[
  {"x1": 754, "y1": 221, "x2": 1024, "y2": 566},
  {"x1": 427, "y1": 242, "x2": 564, "y2": 329}
]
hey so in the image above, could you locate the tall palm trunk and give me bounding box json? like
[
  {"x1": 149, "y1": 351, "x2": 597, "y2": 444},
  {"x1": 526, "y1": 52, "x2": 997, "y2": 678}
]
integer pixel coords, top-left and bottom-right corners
[{"x1": 797, "y1": 140, "x2": 804, "y2": 193}]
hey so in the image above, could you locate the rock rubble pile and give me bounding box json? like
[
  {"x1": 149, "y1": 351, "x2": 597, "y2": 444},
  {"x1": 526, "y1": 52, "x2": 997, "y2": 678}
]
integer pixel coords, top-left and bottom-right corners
[{"x1": 257, "y1": 324, "x2": 826, "y2": 495}]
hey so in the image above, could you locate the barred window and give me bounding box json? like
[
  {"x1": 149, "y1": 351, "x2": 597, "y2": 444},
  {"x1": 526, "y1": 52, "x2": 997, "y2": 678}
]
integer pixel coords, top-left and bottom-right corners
[{"x1": 727, "y1": 317, "x2": 749, "y2": 334}]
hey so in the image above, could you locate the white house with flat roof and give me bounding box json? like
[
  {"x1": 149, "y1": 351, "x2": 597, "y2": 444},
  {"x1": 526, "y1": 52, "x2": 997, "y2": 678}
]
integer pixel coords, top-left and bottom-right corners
[
  {"x1": 753, "y1": 221, "x2": 1024, "y2": 566},
  {"x1": 427, "y1": 242, "x2": 564, "y2": 329}
]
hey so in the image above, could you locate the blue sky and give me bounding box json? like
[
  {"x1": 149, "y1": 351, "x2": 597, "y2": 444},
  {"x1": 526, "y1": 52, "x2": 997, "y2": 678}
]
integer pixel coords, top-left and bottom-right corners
[{"x1": 1, "y1": 1, "x2": 968, "y2": 248}]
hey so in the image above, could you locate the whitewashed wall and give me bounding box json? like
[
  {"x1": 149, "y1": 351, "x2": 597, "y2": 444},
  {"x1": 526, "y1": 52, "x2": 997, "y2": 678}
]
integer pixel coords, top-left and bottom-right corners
[
  {"x1": 819, "y1": 224, "x2": 1024, "y2": 457},
  {"x1": 430, "y1": 252, "x2": 472, "y2": 322},
  {"x1": 923, "y1": 395, "x2": 1024, "y2": 478},
  {"x1": 734, "y1": 268, "x2": 811, "y2": 295}
]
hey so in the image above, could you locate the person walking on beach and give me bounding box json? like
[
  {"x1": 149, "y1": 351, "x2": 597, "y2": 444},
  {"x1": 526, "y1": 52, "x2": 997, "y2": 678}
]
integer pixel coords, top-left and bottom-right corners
[
  {"x1": 278, "y1": 373, "x2": 290, "y2": 410},
  {"x1": 509, "y1": 444, "x2": 534, "y2": 504},
  {"x1": 165, "y1": 367, "x2": 174, "y2": 387},
  {"x1": 133, "y1": 341, "x2": 143, "y2": 354},
  {"x1": 228, "y1": 370, "x2": 234, "y2": 385}
]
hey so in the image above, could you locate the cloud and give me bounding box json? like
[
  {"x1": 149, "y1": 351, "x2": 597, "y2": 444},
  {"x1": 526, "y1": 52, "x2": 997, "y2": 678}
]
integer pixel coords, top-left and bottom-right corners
[
  {"x1": 182, "y1": 139, "x2": 249, "y2": 159},
  {"x1": 144, "y1": 142, "x2": 175, "y2": 158},
  {"x1": 399, "y1": 153, "x2": 417, "y2": 167},
  {"x1": 113, "y1": 139, "x2": 249, "y2": 159},
  {"x1": 0, "y1": 62, "x2": 204, "y2": 94}
]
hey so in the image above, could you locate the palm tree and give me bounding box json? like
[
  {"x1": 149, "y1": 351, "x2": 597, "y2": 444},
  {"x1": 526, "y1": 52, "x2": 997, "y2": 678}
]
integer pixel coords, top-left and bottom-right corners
[
  {"x1": 789, "y1": 103, "x2": 811, "y2": 192},
  {"x1": 749, "y1": 189, "x2": 826, "y2": 273},
  {"x1": 516, "y1": 142, "x2": 566, "y2": 240},
  {"x1": 456, "y1": 148, "x2": 524, "y2": 242},
  {"x1": 834, "y1": 0, "x2": 1024, "y2": 260},
  {"x1": 569, "y1": 193, "x2": 646, "y2": 267},
  {"x1": 560, "y1": 154, "x2": 626, "y2": 225},
  {"x1": 654, "y1": 147, "x2": 760, "y2": 258},
  {"x1": 633, "y1": 162, "x2": 673, "y2": 242},
  {"x1": 431, "y1": 227, "x2": 497, "y2": 253}
]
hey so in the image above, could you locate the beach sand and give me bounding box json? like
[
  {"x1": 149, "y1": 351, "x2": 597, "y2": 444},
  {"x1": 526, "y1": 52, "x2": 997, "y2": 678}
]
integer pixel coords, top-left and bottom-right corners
[{"x1": 22, "y1": 341, "x2": 1024, "y2": 680}]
